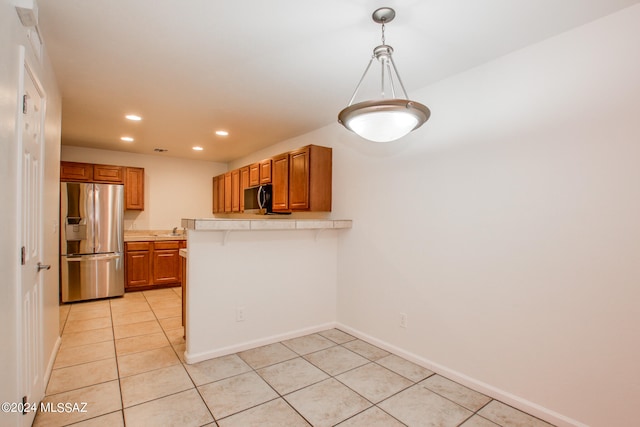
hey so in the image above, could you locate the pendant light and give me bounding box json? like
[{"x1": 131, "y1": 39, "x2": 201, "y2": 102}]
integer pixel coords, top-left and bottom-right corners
[{"x1": 338, "y1": 7, "x2": 430, "y2": 142}]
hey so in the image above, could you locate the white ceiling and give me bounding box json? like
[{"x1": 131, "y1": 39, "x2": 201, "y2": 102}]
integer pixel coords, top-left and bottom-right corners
[{"x1": 37, "y1": 0, "x2": 638, "y2": 163}]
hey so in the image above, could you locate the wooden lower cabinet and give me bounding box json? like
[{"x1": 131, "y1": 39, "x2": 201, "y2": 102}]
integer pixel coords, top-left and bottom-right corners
[
  {"x1": 125, "y1": 242, "x2": 152, "y2": 289},
  {"x1": 152, "y1": 241, "x2": 181, "y2": 285},
  {"x1": 181, "y1": 250, "x2": 187, "y2": 333},
  {"x1": 125, "y1": 240, "x2": 185, "y2": 291}
]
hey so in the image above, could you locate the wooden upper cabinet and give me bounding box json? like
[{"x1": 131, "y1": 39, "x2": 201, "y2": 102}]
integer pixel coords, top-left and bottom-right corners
[
  {"x1": 224, "y1": 172, "x2": 232, "y2": 213},
  {"x1": 240, "y1": 166, "x2": 250, "y2": 212},
  {"x1": 231, "y1": 169, "x2": 241, "y2": 212},
  {"x1": 260, "y1": 159, "x2": 272, "y2": 184},
  {"x1": 271, "y1": 153, "x2": 289, "y2": 211},
  {"x1": 212, "y1": 144, "x2": 332, "y2": 215},
  {"x1": 289, "y1": 145, "x2": 332, "y2": 212},
  {"x1": 60, "y1": 162, "x2": 93, "y2": 182},
  {"x1": 213, "y1": 174, "x2": 226, "y2": 214},
  {"x1": 289, "y1": 147, "x2": 310, "y2": 211},
  {"x1": 93, "y1": 164, "x2": 123, "y2": 183},
  {"x1": 61, "y1": 161, "x2": 144, "y2": 211},
  {"x1": 124, "y1": 167, "x2": 144, "y2": 210},
  {"x1": 217, "y1": 174, "x2": 225, "y2": 213},
  {"x1": 212, "y1": 176, "x2": 219, "y2": 213},
  {"x1": 249, "y1": 163, "x2": 260, "y2": 187}
]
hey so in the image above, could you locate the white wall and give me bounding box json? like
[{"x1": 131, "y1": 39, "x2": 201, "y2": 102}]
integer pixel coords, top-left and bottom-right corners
[
  {"x1": 186, "y1": 228, "x2": 338, "y2": 362},
  {"x1": 61, "y1": 146, "x2": 227, "y2": 230},
  {"x1": 231, "y1": 6, "x2": 640, "y2": 426},
  {"x1": 0, "y1": 0, "x2": 62, "y2": 425}
]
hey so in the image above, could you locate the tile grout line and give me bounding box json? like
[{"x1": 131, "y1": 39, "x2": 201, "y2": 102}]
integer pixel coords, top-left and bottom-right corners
[
  {"x1": 143, "y1": 289, "x2": 218, "y2": 425},
  {"x1": 109, "y1": 298, "x2": 127, "y2": 426}
]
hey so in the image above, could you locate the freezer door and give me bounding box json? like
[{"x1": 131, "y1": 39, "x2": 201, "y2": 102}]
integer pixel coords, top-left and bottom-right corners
[
  {"x1": 94, "y1": 183, "x2": 124, "y2": 254},
  {"x1": 61, "y1": 253, "x2": 124, "y2": 302},
  {"x1": 60, "y1": 182, "x2": 94, "y2": 255}
]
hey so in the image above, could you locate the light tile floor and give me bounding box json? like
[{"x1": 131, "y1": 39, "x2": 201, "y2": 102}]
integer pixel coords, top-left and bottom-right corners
[{"x1": 37, "y1": 288, "x2": 556, "y2": 427}]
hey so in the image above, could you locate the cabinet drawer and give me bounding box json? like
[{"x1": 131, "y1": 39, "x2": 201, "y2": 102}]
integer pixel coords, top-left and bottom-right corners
[
  {"x1": 154, "y1": 241, "x2": 181, "y2": 250},
  {"x1": 126, "y1": 241, "x2": 151, "y2": 251}
]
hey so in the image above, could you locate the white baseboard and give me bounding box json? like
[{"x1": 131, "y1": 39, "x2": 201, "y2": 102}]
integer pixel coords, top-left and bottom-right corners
[
  {"x1": 43, "y1": 335, "x2": 61, "y2": 393},
  {"x1": 335, "y1": 324, "x2": 587, "y2": 427},
  {"x1": 184, "y1": 322, "x2": 337, "y2": 364},
  {"x1": 183, "y1": 321, "x2": 586, "y2": 427}
]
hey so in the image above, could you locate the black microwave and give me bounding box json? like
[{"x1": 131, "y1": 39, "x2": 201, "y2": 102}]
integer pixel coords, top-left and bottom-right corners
[{"x1": 244, "y1": 184, "x2": 272, "y2": 214}]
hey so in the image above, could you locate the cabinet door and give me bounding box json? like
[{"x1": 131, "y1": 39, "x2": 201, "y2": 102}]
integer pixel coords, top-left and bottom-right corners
[
  {"x1": 217, "y1": 174, "x2": 225, "y2": 213},
  {"x1": 224, "y1": 172, "x2": 232, "y2": 212},
  {"x1": 125, "y1": 167, "x2": 145, "y2": 210},
  {"x1": 289, "y1": 147, "x2": 310, "y2": 210},
  {"x1": 212, "y1": 176, "x2": 219, "y2": 213},
  {"x1": 249, "y1": 163, "x2": 260, "y2": 186},
  {"x1": 153, "y1": 250, "x2": 181, "y2": 285},
  {"x1": 126, "y1": 250, "x2": 152, "y2": 289},
  {"x1": 94, "y1": 165, "x2": 124, "y2": 183},
  {"x1": 271, "y1": 153, "x2": 289, "y2": 211},
  {"x1": 260, "y1": 159, "x2": 272, "y2": 184},
  {"x1": 60, "y1": 162, "x2": 93, "y2": 182},
  {"x1": 231, "y1": 169, "x2": 241, "y2": 212},
  {"x1": 240, "y1": 166, "x2": 249, "y2": 212}
]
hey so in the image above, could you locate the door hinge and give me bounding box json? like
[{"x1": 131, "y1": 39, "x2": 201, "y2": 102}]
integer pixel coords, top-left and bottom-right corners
[
  {"x1": 22, "y1": 396, "x2": 27, "y2": 415},
  {"x1": 22, "y1": 94, "x2": 28, "y2": 114},
  {"x1": 21, "y1": 246, "x2": 26, "y2": 265}
]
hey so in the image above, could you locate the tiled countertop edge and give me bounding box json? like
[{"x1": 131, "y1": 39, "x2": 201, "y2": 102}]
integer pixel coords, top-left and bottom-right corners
[
  {"x1": 181, "y1": 218, "x2": 352, "y2": 231},
  {"x1": 124, "y1": 230, "x2": 187, "y2": 242}
]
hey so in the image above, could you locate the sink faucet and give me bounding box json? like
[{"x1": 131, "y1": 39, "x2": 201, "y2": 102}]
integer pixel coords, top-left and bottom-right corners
[{"x1": 172, "y1": 227, "x2": 178, "y2": 235}]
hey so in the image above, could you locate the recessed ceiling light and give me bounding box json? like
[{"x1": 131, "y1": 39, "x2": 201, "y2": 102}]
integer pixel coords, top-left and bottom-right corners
[
  {"x1": 192, "y1": 146, "x2": 204, "y2": 151},
  {"x1": 215, "y1": 130, "x2": 229, "y2": 136},
  {"x1": 121, "y1": 136, "x2": 134, "y2": 142},
  {"x1": 125, "y1": 115, "x2": 142, "y2": 121}
]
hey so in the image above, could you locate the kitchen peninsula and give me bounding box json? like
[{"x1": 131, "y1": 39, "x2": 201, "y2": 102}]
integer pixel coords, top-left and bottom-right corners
[{"x1": 180, "y1": 218, "x2": 352, "y2": 364}]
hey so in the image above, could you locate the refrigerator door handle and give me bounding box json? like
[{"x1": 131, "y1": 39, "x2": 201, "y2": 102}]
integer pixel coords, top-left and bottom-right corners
[
  {"x1": 65, "y1": 254, "x2": 120, "y2": 262},
  {"x1": 94, "y1": 254, "x2": 120, "y2": 260}
]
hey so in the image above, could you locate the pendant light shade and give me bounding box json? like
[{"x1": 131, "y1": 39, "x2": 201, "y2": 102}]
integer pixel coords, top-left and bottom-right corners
[
  {"x1": 339, "y1": 99, "x2": 430, "y2": 143},
  {"x1": 338, "y1": 7, "x2": 430, "y2": 142}
]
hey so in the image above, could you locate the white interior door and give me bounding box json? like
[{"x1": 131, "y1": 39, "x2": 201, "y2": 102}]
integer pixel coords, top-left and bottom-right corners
[{"x1": 19, "y1": 58, "x2": 46, "y2": 427}]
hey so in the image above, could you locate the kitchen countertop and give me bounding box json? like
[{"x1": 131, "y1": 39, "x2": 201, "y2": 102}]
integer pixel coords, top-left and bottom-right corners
[
  {"x1": 124, "y1": 230, "x2": 187, "y2": 242},
  {"x1": 181, "y1": 218, "x2": 352, "y2": 231}
]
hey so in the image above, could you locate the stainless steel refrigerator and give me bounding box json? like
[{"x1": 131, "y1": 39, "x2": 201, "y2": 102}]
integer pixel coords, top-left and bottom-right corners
[{"x1": 60, "y1": 182, "x2": 124, "y2": 302}]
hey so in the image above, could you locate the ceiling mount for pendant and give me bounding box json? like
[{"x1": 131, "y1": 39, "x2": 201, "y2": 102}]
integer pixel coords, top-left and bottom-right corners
[
  {"x1": 372, "y1": 7, "x2": 395, "y2": 24},
  {"x1": 338, "y1": 7, "x2": 430, "y2": 143}
]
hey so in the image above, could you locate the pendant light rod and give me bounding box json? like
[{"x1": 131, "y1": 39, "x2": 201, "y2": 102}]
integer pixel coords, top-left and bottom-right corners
[
  {"x1": 346, "y1": 57, "x2": 375, "y2": 106},
  {"x1": 387, "y1": 54, "x2": 410, "y2": 99}
]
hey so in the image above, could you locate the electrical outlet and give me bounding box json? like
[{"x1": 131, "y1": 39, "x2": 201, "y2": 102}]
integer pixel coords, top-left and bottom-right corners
[
  {"x1": 400, "y1": 313, "x2": 407, "y2": 328},
  {"x1": 236, "y1": 307, "x2": 246, "y2": 322}
]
